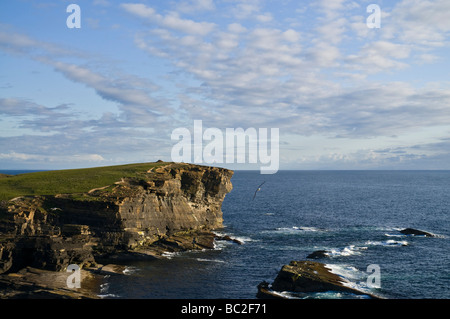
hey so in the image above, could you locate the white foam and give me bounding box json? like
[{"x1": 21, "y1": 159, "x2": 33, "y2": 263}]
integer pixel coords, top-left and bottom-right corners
[
  {"x1": 326, "y1": 264, "x2": 363, "y2": 281},
  {"x1": 307, "y1": 291, "x2": 370, "y2": 299},
  {"x1": 271, "y1": 290, "x2": 302, "y2": 299},
  {"x1": 365, "y1": 239, "x2": 409, "y2": 247},
  {"x1": 213, "y1": 231, "x2": 253, "y2": 244},
  {"x1": 295, "y1": 226, "x2": 321, "y2": 232},
  {"x1": 271, "y1": 226, "x2": 323, "y2": 234},
  {"x1": 161, "y1": 251, "x2": 180, "y2": 259},
  {"x1": 327, "y1": 245, "x2": 368, "y2": 257},
  {"x1": 196, "y1": 258, "x2": 225, "y2": 263},
  {"x1": 384, "y1": 233, "x2": 404, "y2": 237},
  {"x1": 325, "y1": 264, "x2": 371, "y2": 293},
  {"x1": 123, "y1": 266, "x2": 138, "y2": 275},
  {"x1": 98, "y1": 293, "x2": 120, "y2": 298},
  {"x1": 235, "y1": 236, "x2": 253, "y2": 243},
  {"x1": 98, "y1": 282, "x2": 117, "y2": 298},
  {"x1": 213, "y1": 240, "x2": 227, "y2": 250}
]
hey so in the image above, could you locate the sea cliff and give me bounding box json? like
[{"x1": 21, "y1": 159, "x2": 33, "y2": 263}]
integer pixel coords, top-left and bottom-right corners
[{"x1": 0, "y1": 162, "x2": 233, "y2": 298}]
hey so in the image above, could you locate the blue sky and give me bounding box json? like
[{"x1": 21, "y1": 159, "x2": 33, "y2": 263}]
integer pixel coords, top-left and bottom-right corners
[{"x1": 1, "y1": 0, "x2": 450, "y2": 170}]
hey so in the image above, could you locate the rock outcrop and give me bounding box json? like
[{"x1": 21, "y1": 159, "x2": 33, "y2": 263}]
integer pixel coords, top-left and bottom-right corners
[
  {"x1": 399, "y1": 228, "x2": 435, "y2": 237},
  {"x1": 306, "y1": 250, "x2": 329, "y2": 259},
  {"x1": 0, "y1": 266, "x2": 102, "y2": 299},
  {"x1": 257, "y1": 261, "x2": 381, "y2": 299},
  {"x1": 0, "y1": 162, "x2": 233, "y2": 297}
]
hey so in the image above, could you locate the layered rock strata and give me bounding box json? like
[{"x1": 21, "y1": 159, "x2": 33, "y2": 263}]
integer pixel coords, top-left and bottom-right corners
[{"x1": 0, "y1": 163, "x2": 233, "y2": 297}]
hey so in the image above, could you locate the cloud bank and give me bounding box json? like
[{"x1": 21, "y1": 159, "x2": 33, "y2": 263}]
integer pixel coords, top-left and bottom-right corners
[{"x1": 1, "y1": 0, "x2": 450, "y2": 169}]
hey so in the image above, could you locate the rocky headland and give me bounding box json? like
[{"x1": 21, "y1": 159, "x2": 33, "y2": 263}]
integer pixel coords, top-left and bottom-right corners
[{"x1": 0, "y1": 162, "x2": 233, "y2": 298}]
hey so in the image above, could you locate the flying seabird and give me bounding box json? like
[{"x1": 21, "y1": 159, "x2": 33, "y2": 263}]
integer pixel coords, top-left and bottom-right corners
[{"x1": 253, "y1": 181, "x2": 266, "y2": 200}]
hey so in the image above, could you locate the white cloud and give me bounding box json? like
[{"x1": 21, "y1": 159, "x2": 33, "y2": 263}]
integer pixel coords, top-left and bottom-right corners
[
  {"x1": 127, "y1": 2, "x2": 450, "y2": 143},
  {"x1": 121, "y1": 3, "x2": 216, "y2": 35},
  {"x1": 231, "y1": 0, "x2": 261, "y2": 20},
  {"x1": 256, "y1": 13, "x2": 273, "y2": 23},
  {"x1": 314, "y1": 0, "x2": 347, "y2": 20},
  {"x1": 0, "y1": 27, "x2": 82, "y2": 58},
  {"x1": 0, "y1": 98, "x2": 70, "y2": 117},
  {"x1": 383, "y1": 0, "x2": 450, "y2": 47},
  {"x1": 306, "y1": 41, "x2": 341, "y2": 67},
  {"x1": 0, "y1": 151, "x2": 105, "y2": 163},
  {"x1": 315, "y1": 17, "x2": 348, "y2": 45},
  {"x1": 49, "y1": 61, "x2": 164, "y2": 112},
  {"x1": 176, "y1": 0, "x2": 216, "y2": 13},
  {"x1": 283, "y1": 29, "x2": 301, "y2": 43},
  {"x1": 1, "y1": 1, "x2": 450, "y2": 169},
  {"x1": 228, "y1": 23, "x2": 247, "y2": 33},
  {"x1": 345, "y1": 41, "x2": 412, "y2": 73}
]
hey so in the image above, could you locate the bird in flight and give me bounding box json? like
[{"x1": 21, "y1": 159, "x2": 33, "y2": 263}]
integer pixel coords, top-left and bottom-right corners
[{"x1": 253, "y1": 181, "x2": 266, "y2": 200}]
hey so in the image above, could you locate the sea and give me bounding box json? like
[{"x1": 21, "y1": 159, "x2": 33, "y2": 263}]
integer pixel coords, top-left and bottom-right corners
[
  {"x1": 100, "y1": 170, "x2": 450, "y2": 299},
  {"x1": 3, "y1": 170, "x2": 449, "y2": 299}
]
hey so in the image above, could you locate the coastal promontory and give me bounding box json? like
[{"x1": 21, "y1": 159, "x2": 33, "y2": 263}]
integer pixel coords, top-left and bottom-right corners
[{"x1": 0, "y1": 162, "x2": 233, "y2": 298}]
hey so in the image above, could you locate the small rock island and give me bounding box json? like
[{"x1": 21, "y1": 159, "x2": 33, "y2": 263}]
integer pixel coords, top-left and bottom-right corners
[{"x1": 257, "y1": 261, "x2": 382, "y2": 299}]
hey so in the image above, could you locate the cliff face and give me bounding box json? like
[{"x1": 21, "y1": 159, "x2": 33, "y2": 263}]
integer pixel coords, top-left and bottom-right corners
[{"x1": 0, "y1": 163, "x2": 233, "y2": 274}]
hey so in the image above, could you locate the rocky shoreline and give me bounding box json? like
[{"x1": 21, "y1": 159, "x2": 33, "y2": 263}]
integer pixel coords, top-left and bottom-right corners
[
  {"x1": 257, "y1": 260, "x2": 382, "y2": 299},
  {"x1": 1, "y1": 163, "x2": 437, "y2": 300},
  {"x1": 256, "y1": 227, "x2": 436, "y2": 299},
  {"x1": 0, "y1": 162, "x2": 233, "y2": 298}
]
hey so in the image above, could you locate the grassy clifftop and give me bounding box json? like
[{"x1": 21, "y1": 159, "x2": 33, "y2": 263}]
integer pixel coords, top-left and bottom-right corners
[{"x1": 0, "y1": 162, "x2": 167, "y2": 201}]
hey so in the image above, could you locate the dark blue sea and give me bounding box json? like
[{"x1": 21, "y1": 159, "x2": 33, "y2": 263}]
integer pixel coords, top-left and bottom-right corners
[{"x1": 97, "y1": 170, "x2": 449, "y2": 299}]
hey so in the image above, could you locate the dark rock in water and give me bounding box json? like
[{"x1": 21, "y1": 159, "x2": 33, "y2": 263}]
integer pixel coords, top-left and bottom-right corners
[
  {"x1": 307, "y1": 250, "x2": 329, "y2": 259},
  {"x1": 256, "y1": 281, "x2": 283, "y2": 299},
  {"x1": 400, "y1": 228, "x2": 434, "y2": 237},
  {"x1": 214, "y1": 234, "x2": 243, "y2": 245},
  {"x1": 257, "y1": 260, "x2": 381, "y2": 299}
]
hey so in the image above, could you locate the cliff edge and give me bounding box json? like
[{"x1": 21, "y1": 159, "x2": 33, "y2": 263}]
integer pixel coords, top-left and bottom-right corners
[{"x1": 0, "y1": 162, "x2": 233, "y2": 298}]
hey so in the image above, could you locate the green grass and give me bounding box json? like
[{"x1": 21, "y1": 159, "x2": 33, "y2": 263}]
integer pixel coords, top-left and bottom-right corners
[{"x1": 0, "y1": 162, "x2": 166, "y2": 201}]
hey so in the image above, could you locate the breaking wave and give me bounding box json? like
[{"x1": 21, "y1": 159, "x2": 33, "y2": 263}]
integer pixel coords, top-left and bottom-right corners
[
  {"x1": 326, "y1": 245, "x2": 368, "y2": 257},
  {"x1": 365, "y1": 239, "x2": 409, "y2": 247}
]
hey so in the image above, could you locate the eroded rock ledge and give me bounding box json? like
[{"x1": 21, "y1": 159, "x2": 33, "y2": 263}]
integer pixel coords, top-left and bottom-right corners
[{"x1": 0, "y1": 162, "x2": 233, "y2": 298}]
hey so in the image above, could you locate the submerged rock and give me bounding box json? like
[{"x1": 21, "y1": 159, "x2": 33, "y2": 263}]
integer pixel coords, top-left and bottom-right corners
[
  {"x1": 257, "y1": 261, "x2": 381, "y2": 299},
  {"x1": 400, "y1": 228, "x2": 435, "y2": 237},
  {"x1": 214, "y1": 234, "x2": 243, "y2": 245},
  {"x1": 306, "y1": 250, "x2": 329, "y2": 259}
]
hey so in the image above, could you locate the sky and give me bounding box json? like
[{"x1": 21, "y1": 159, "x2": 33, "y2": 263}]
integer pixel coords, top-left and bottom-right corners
[{"x1": 1, "y1": 0, "x2": 450, "y2": 170}]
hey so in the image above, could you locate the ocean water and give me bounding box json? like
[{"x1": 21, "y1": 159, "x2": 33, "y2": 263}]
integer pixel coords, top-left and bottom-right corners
[
  {"x1": 99, "y1": 170, "x2": 449, "y2": 299},
  {"x1": 102, "y1": 171, "x2": 450, "y2": 299},
  {"x1": 4, "y1": 170, "x2": 449, "y2": 299}
]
